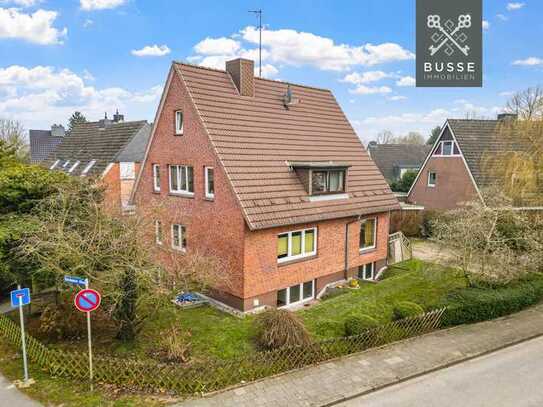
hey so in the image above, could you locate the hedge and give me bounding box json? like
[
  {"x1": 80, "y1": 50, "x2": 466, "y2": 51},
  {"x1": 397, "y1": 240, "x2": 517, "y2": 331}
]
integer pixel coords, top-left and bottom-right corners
[
  {"x1": 442, "y1": 275, "x2": 543, "y2": 326},
  {"x1": 392, "y1": 301, "x2": 424, "y2": 321}
]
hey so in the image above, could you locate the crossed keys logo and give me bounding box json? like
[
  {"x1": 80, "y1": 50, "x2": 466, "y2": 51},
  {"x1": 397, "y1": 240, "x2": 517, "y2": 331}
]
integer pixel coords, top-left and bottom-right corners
[{"x1": 427, "y1": 14, "x2": 472, "y2": 56}]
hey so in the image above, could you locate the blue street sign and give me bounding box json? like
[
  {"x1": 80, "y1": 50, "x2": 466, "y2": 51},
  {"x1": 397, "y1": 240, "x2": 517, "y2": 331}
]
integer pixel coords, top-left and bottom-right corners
[
  {"x1": 10, "y1": 288, "x2": 31, "y2": 308},
  {"x1": 64, "y1": 275, "x2": 87, "y2": 286}
]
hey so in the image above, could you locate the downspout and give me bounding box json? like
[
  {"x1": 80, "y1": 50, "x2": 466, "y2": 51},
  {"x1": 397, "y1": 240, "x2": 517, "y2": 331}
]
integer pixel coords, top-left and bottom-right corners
[{"x1": 344, "y1": 215, "x2": 363, "y2": 280}]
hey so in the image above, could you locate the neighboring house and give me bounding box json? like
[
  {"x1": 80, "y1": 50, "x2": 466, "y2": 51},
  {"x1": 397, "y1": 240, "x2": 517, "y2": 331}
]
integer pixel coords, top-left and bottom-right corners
[
  {"x1": 367, "y1": 142, "x2": 431, "y2": 186},
  {"x1": 132, "y1": 58, "x2": 399, "y2": 312},
  {"x1": 44, "y1": 113, "x2": 151, "y2": 213},
  {"x1": 407, "y1": 114, "x2": 539, "y2": 210},
  {"x1": 29, "y1": 124, "x2": 66, "y2": 164}
]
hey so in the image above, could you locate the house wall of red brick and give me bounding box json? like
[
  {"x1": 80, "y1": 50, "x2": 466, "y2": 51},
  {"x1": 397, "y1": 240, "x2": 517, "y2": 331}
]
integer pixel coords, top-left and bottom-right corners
[
  {"x1": 133, "y1": 70, "x2": 247, "y2": 298},
  {"x1": 408, "y1": 156, "x2": 479, "y2": 210},
  {"x1": 100, "y1": 162, "x2": 141, "y2": 214},
  {"x1": 241, "y1": 212, "x2": 390, "y2": 309}
]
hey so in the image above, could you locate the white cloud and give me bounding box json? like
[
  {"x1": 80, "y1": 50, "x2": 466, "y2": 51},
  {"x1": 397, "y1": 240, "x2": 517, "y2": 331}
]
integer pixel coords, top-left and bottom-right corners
[
  {"x1": 0, "y1": 65, "x2": 160, "y2": 129},
  {"x1": 482, "y1": 20, "x2": 490, "y2": 30},
  {"x1": 82, "y1": 69, "x2": 94, "y2": 81},
  {"x1": 131, "y1": 44, "x2": 171, "y2": 57},
  {"x1": 80, "y1": 0, "x2": 126, "y2": 11},
  {"x1": 241, "y1": 26, "x2": 414, "y2": 71},
  {"x1": 259, "y1": 64, "x2": 279, "y2": 78},
  {"x1": 507, "y1": 2, "x2": 525, "y2": 11},
  {"x1": 83, "y1": 18, "x2": 93, "y2": 28},
  {"x1": 396, "y1": 76, "x2": 416, "y2": 87},
  {"x1": 349, "y1": 85, "x2": 392, "y2": 95},
  {"x1": 388, "y1": 95, "x2": 407, "y2": 101},
  {"x1": 0, "y1": 0, "x2": 42, "y2": 7},
  {"x1": 194, "y1": 37, "x2": 241, "y2": 56},
  {"x1": 513, "y1": 57, "x2": 543, "y2": 66},
  {"x1": 499, "y1": 91, "x2": 515, "y2": 97},
  {"x1": 341, "y1": 71, "x2": 391, "y2": 84},
  {"x1": 0, "y1": 8, "x2": 67, "y2": 45},
  {"x1": 497, "y1": 14, "x2": 509, "y2": 21}
]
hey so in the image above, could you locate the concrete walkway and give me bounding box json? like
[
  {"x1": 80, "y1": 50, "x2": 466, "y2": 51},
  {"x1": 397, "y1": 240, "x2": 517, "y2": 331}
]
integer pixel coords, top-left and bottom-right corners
[
  {"x1": 177, "y1": 304, "x2": 543, "y2": 407},
  {"x1": 0, "y1": 374, "x2": 40, "y2": 407}
]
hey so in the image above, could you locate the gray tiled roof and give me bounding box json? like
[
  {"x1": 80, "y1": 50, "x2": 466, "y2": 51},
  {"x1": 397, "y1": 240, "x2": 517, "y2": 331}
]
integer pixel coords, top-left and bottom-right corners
[
  {"x1": 43, "y1": 120, "x2": 150, "y2": 177},
  {"x1": 447, "y1": 119, "x2": 527, "y2": 188},
  {"x1": 29, "y1": 130, "x2": 64, "y2": 163},
  {"x1": 368, "y1": 144, "x2": 431, "y2": 182}
]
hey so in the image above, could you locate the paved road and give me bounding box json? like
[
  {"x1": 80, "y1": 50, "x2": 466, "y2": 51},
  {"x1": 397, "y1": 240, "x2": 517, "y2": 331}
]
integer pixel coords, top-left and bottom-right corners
[
  {"x1": 337, "y1": 336, "x2": 543, "y2": 407},
  {"x1": 0, "y1": 374, "x2": 40, "y2": 407}
]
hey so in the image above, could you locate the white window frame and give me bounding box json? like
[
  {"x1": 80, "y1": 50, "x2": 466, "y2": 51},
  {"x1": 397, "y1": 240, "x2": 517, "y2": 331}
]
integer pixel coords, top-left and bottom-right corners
[
  {"x1": 119, "y1": 162, "x2": 136, "y2": 180},
  {"x1": 277, "y1": 227, "x2": 317, "y2": 264},
  {"x1": 205, "y1": 166, "x2": 214, "y2": 199},
  {"x1": 359, "y1": 262, "x2": 375, "y2": 281},
  {"x1": 81, "y1": 160, "x2": 96, "y2": 176},
  {"x1": 155, "y1": 220, "x2": 163, "y2": 245},
  {"x1": 62, "y1": 160, "x2": 71, "y2": 168},
  {"x1": 433, "y1": 140, "x2": 460, "y2": 157},
  {"x1": 175, "y1": 110, "x2": 184, "y2": 135},
  {"x1": 49, "y1": 159, "x2": 60, "y2": 170},
  {"x1": 171, "y1": 223, "x2": 186, "y2": 252},
  {"x1": 277, "y1": 280, "x2": 315, "y2": 308},
  {"x1": 68, "y1": 160, "x2": 80, "y2": 174},
  {"x1": 359, "y1": 217, "x2": 377, "y2": 252},
  {"x1": 152, "y1": 164, "x2": 161, "y2": 192},
  {"x1": 428, "y1": 171, "x2": 437, "y2": 187},
  {"x1": 169, "y1": 165, "x2": 194, "y2": 196}
]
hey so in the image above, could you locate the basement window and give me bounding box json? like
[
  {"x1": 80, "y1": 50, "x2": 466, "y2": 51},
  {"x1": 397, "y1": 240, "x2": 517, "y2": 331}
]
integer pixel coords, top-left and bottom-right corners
[
  {"x1": 277, "y1": 280, "x2": 315, "y2": 308},
  {"x1": 358, "y1": 262, "x2": 375, "y2": 281},
  {"x1": 277, "y1": 227, "x2": 317, "y2": 263}
]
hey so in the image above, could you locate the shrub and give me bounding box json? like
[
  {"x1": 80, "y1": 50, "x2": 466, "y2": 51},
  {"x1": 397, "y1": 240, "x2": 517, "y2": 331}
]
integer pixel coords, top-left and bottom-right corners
[
  {"x1": 39, "y1": 292, "x2": 88, "y2": 340},
  {"x1": 253, "y1": 309, "x2": 312, "y2": 350},
  {"x1": 344, "y1": 314, "x2": 379, "y2": 336},
  {"x1": 442, "y1": 276, "x2": 543, "y2": 326},
  {"x1": 314, "y1": 320, "x2": 344, "y2": 337},
  {"x1": 392, "y1": 301, "x2": 424, "y2": 321},
  {"x1": 157, "y1": 326, "x2": 192, "y2": 363}
]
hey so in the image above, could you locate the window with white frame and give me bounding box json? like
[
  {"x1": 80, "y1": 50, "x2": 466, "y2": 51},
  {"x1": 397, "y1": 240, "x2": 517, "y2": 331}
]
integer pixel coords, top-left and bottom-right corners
[
  {"x1": 360, "y1": 218, "x2": 377, "y2": 251},
  {"x1": 152, "y1": 164, "x2": 161, "y2": 192},
  {"x1": 81, "y1": 160, "x2": 96, "y2": 176},
  {"x1": 175, "y1": 111, "x2": 184, "y2": 135},
  {"x1": 155, "y1": 220, "x2": 163, "y2": 245},
  {"x1": 171, "y1": 223, "x2": 186, "y2": 251},
  {"x1": 120, "y1": 162, "x2": 135, "y2": 180},
  {"x1": 68, "y1": 160, "x2": 80, "y2": 173},
  {"x1": 428, "y1": 171, "x2": 437, "y2": 187},
  {"x1": 277, "y1": 280, "x2": 315, "y2": 307},
  {"x1": 169, "y1": 165, "x2": 194, "y2": 195},
  {"x1": 277, "y1": 228, "x2": 317, "y2": 263},
  {"x1": 205, "y1": 167, "x2": 214, "y2": 199},
  {"x1": 433, "y1": 140, "x2": 460, "y2": 156},
  {"x1": 358, "y1": 262, "x2": 375, "y2": 281},
  {"x1": 62, "y1": 160, "x2": 71, "y2": 169},
  {"x1": 50, "y1": 159, "x2": 60, "y2": 170}
]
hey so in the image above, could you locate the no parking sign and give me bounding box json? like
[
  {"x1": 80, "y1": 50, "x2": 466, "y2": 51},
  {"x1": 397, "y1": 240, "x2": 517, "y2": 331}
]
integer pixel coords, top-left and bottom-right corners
[{"x1": 74, "y1": 289, "x2": 101, "y2": 313}]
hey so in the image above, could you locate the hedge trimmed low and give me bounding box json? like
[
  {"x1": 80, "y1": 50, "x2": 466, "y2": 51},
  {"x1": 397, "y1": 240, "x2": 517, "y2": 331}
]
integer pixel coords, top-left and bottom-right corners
[
  {"x1": 392, "y1": 301, "x2": 424, "y2": 321},
  {"x1": 442, "y1": 276, "x2": 543, "y2": 326},
  {"x1": 344, "y1": 314, "x2": 379, "y2": 336}
]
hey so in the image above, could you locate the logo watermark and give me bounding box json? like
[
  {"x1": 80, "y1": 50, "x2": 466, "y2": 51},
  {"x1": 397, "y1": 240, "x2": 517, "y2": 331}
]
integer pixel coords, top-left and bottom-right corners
[{"x1": 416, "y1": 0, "x2": 482, "y2": 87}]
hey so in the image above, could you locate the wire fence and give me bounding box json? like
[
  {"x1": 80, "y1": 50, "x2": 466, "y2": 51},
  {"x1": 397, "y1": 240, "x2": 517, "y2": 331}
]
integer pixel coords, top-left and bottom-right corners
[{"x1": 0, "y1": 308, "x2": 446, "y2": 395}]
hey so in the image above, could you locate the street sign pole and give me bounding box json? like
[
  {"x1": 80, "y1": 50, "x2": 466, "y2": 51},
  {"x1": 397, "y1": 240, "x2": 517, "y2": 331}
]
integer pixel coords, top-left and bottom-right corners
[
  {"x1": 85, "y1": 279, "x2": 94, "y2": 392},
  {"x1": 17, "y1": 284, "x2": 29, "y2": 383}
]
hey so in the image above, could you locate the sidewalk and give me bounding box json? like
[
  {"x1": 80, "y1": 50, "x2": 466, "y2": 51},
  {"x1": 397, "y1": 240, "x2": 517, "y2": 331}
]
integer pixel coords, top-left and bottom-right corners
[
  {"x1": 0, "y1": 374, "x2": 40, "y2": 407},
  {"x1": 177, "y1": 304, "x2": 543, "y2": 407}
]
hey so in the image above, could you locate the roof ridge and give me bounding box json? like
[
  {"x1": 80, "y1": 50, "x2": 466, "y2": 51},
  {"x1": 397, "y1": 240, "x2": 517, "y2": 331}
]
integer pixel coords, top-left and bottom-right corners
[{"x1": 174, "y1": 60, "x2": 332, "y2": 93}]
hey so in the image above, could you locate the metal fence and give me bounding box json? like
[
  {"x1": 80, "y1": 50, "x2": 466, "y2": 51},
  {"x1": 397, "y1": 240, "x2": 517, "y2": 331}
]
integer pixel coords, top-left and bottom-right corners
[{"x1": 0, "y1": 308, "x2": 446, "y2": 395}]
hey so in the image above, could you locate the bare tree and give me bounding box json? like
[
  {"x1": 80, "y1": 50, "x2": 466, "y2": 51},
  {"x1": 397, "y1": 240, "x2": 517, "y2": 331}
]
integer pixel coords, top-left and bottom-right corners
[
  {"x1": 394, "y1": 132, "x2": 426, "y2": 145},
  {"x1": 0, "y1": 119, "x2": 29, "y2": 161},
  {"x1": 376, "y1": 130, "x2": 395, "y2": 144},
  {"x1": 506, "y1": 86, "x2": 543, "y2": 120}
]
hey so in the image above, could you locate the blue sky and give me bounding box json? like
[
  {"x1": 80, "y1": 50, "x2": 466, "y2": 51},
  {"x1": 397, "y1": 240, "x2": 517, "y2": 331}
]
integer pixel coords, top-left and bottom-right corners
[{"x1": 0, "y1": 0, "x2": 542, "y2": 142}]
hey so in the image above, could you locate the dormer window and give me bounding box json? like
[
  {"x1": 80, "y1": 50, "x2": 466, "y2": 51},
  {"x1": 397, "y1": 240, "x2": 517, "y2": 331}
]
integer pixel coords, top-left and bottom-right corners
[
  {"x1": 433, "y1": 141, "x2": 460, "y2": 156},
  {"x1": 289, "y1": 162, "x2": 350, "y2": 196},
  {"x1": 175, "y1": 110, "x2": 184, "y2": 135},
  {"x1": 50, "y1": 159, "x2": 60, "y2": 170}
]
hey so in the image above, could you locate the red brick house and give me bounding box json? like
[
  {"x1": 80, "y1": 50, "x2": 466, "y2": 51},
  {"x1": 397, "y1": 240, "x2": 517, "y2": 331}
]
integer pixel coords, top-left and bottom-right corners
[
  {"x1": 132, "y1": 58, "x2": 399, "y2": 312},
  {"x1": 44, "y1": 113, "x2": 151, "y2": 214},
  {"x1": 407, "y1": 114, "x2": 540, "y2": 210}
]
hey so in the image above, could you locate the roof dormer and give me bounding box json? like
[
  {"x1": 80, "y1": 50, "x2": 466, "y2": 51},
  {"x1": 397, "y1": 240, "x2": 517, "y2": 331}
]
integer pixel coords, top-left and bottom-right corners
[{"x1": 289, "y1": 161, "x2": 351, "y2": 197}]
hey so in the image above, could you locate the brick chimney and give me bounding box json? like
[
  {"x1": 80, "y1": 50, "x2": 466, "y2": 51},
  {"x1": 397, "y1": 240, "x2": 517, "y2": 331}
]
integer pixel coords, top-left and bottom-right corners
[{"x1": 226, "y1": 58, "x2": 254, "y2": 97}]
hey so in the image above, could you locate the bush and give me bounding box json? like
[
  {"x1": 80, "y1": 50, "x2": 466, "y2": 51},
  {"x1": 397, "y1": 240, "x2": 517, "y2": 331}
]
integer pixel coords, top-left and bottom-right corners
[
  {"x1": 157, "y1": 326, "x2": 191, "y2": 363},
  {"x1": 39, "y1": 292, "x2": 87, "y2": 340},
  {"x1": 442, "y1": 276, "x2": 543, "y2": 326},
  {"x1": 253, "y1": 309, "x2": 312, "y2": 350},
  {"x1": 344, "y1": 314, "x2": 379, "y2": 336},
  {"x1": 314, "y1": 320, "x2": 344, "y2": 337},
  {"x1": 392, "y1": 301, "x2": 424, "y2": 321}
]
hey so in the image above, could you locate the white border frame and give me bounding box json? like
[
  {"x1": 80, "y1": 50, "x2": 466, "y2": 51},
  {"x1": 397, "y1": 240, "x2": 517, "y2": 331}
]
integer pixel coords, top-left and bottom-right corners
[
  {"x1": 277, "y1": 279, "x2": 315, "y2": 308},
  {"x1": 277, "y1": 227, "x2": 318, "y2": 264},
  {"x1": 359, "y1": 262, "x2": 375, "y2": 281},
  {"x1": 152, "y1": 164, "x2": 161, "y2": 192},
  {"x1": 433, "y1": 140, "x2": 461, "y2": 157},
  {"x1": 427, "y1": 171, "x2": 437, "y2": 187},
  {"x1": 204, "y1": 166, "x2": 214, "y2": 199},
  {"x1": 359, "y1": 217, "x2": 377, "y2": 253},
  {"x1": 81, "y1": 160, "x2": 96, "y2": 176},
  {"x1": 169, "y1": 164, "x2": 194, "y2": 196},
  {"x1": 175, "y1": 110, "x2": 184, "y2": 135},
  {"x1": 68, "y1": 160, "x2": 80, "y2": 174},
  {"x1": 49, "y1": 159, "x2": 60, "y2": 170},
  {"x1": 171, "y1": 223, "x2": 186, "y2": 252}
]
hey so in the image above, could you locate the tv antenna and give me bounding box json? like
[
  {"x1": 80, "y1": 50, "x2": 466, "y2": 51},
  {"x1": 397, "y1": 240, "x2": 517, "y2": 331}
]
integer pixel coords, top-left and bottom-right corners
[{"x1": 249, "y1": 9, "x2": 262, "y2": 77}]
